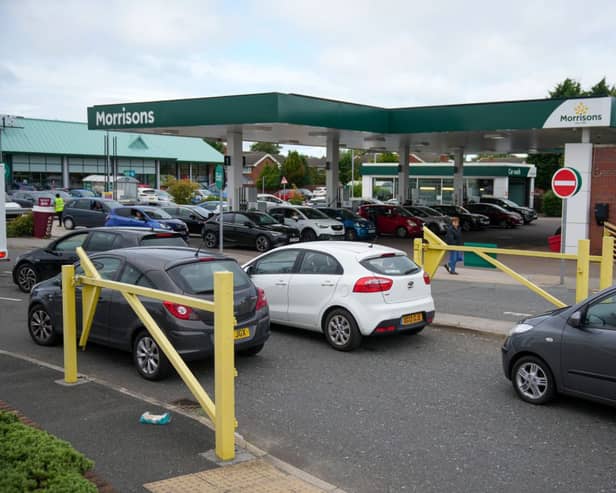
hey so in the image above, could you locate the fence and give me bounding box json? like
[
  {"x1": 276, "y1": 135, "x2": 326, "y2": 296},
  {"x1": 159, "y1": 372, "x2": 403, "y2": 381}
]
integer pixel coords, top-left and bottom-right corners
[{"x1": 604, "y1": 221, "x2": 616, "y2": 259}]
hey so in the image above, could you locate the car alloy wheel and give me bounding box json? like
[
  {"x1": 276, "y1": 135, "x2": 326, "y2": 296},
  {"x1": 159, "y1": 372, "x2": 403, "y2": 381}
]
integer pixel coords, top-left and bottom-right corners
[
  {"x1": 17, "y1": 263, "x2": 38, "y2": 292},
  {"x1": 396, "y1": 226, "x2": 408, "y2": 238},
  {"x1": 204, "y1": 231, "x2": 218, "y2": 248},
  {"x1": 324, "y1": 308, "x2": 361, "y2": 351},
  {"x1": 255, "y1": 235, "x2": 271, "y2": 252},
  {"x1": 512, "y1": 356, "x2": 555, "y2": 405},
  {"x1": 28, "y1": 305, "x2": 59, "y2": 346},
  {"x1": 133, "y1": 331, "x2": 170, "y2": 381},
  {"x1": 63, "y1": 217, "x2": 75, "y2": 230},
  {"x1": 301, "y1": 228, "x2": 317, "y2": 242}
]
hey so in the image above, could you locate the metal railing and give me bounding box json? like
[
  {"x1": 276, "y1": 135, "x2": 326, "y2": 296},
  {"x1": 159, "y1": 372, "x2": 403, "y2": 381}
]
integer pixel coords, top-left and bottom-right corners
[
  {"x1": 604, "y1": 221, "x2": 616, "y2": 259},
  {"x1": 414, "y1": 228, "x2": 615, "y2": 307},
  {"x1": 62, "y1": 246, "x2": 237, "y2": 461}
]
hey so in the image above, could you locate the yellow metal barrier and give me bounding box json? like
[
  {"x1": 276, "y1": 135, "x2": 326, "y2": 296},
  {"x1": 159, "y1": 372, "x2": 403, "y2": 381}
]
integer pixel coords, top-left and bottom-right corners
[
  {"x1": 62, "y1": 247, "x2": 237, "y2": 461},
  {"x1": 420, "y1": 227, "x2": 613, "y2": 307},
  {"x1": 604, "y1": 221, "x2": 616, "y2": 260}
]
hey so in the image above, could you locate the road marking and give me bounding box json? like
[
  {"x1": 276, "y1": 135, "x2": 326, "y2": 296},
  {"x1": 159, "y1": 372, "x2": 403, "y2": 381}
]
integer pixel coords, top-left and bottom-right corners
[
  {"x1": 503, "y1": 311, "x2": 532, "y2": 317},
  {"x1": 0, "y1": 296, "x2": 23, "y2": 302}
]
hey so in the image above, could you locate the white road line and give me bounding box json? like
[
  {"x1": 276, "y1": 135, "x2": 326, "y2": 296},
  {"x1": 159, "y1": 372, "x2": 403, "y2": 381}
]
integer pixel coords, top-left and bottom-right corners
[
  {"x1": 503, "y1": 311, "x2": 532, "y2": 317},
  {"x1": 0, "y1": 296, "x2": 23, "y2": 302}
]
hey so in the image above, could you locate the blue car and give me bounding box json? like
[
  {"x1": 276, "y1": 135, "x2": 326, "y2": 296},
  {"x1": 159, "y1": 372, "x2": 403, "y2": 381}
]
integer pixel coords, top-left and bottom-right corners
[
  {"x1": 105, "y1": 206, "x2": 189, "y2": 238},
  {"x1": 318, "y1": 207, "x2": 376, "y2": 241}
]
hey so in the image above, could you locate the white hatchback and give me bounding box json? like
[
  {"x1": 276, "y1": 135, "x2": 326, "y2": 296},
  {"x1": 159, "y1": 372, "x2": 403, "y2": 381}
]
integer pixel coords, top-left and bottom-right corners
[
  {"x1": 268, "y1": 205, "x2": 345, "y2": 242},
  {"x1": 243, "y1": 242, "x2": 435, "y2": 350}
]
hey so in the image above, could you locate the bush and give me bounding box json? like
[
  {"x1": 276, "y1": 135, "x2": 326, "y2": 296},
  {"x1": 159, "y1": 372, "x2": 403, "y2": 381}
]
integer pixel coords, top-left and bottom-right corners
[
  {"x1": 288, "y1": 189, "x2": 304, "y2": 205},
  {"x1": 0, "y1": 410, "x2": 96, "y2": 492},
  {"x1": 542, "y1": 190, "x2": 562, "y2": 217},
  {"x1": 7, "y1": 212, "x2": 34, "y2": 237},
  {"x1": 165, "y1": 178, "x2": 199, "y2": 205}
]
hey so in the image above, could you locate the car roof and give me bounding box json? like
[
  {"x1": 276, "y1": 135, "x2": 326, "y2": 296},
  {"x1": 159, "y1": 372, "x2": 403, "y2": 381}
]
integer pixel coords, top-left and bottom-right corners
[
  {"x1": 93, "y1": 246, "x2": 232, "y2": 269},
  {"x1": 253, "y1": 241, "x2": 405, "y2": 260},
  {"x1": 60, "y1": 226, "x2": 182, "y2": 237}
]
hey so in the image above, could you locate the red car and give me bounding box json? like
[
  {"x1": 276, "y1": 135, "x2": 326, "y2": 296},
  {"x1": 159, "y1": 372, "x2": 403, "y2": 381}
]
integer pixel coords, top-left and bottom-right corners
[
  {"x1": 358, "y1": 205, "x2": 423, "y2": 238},
  {"x1": 274, "y1": 189, "x2": 294, "y2": 201}
]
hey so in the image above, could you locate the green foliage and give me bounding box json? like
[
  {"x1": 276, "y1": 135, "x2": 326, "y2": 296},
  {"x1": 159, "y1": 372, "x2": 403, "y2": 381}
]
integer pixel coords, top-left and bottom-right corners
[
  {"x1": 287, "y1": 189, "x2": 304, "y2": 205},
  {"x1": 338, "y1": 151, "x2": 365, "y2": 186},
  {"x1": 204, "y1": 139, "x2": 225, "y2": 153},
  {"x1": 352, "y1": 183, "x2": 362, "y2": 197},
  {"x1": 250, "y1": 142, "x2": 281, "y2": 154},
  {"x1": 549, "y1": 77, "x2": 616, "y2": 98},
  {"x1": 7, "y1": 212, "x2": 34, "y2": 237},
  {"x1": 165, "y1": 178, "x2": 199, "y2": 204},
  {"x1": 0, "y1": 410, "x2": 95, "y2": 492},
  {"x1": 526, "y1": 153, "x2": 563, "y2": 190},
  {"x1": 376, "y1": 152, "x2": 399, "y2": 163},
  {"x1": 542, "y1": 190, "x2": 562, "y2": 217},
  {"x1": 307, "y1": 167, "x2": 326, "y2": 186},
  {"x1": 281, "y1": 151, "x2": 308, "y2": 187},
  {"x1": 257, "y1": 163, "x2": 281, "y2": 190},
  {"x1": 373, "y1": 186, "x2": 392, "y2": 201}
]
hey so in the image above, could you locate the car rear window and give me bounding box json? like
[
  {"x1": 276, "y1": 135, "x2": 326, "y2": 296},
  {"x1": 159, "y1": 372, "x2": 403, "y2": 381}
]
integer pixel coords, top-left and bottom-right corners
[
  {"x1": 168, "y1": 260, "x2": 251, "y2": 294},
  {"x1": 361, "y1": 254, "x2": 420, "y2": 276},
  {"x1": 139, "y1": 234, "x2": 187, "y2": 247}
]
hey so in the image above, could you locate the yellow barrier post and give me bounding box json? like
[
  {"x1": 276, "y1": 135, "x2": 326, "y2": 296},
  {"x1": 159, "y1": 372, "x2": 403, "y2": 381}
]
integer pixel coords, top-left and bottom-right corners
[
  {"x1": 576, "y1": 239, "x2": 590, "y2": 302},
  {"x1": 421, "y1": 228, "x2": 447, "y2": 278},
  {"x1": 61, "y1": 264, "x2": 78, "y2": 384},
  {"x1": 214, "y1": 271, "x2": 236, "y2": 461},
  {"x1": 600, "y1": 236, "x2": 614, "y2": 290},
  {"x1": 413, "y1": 238, "x2": 423, "y2": 266}
]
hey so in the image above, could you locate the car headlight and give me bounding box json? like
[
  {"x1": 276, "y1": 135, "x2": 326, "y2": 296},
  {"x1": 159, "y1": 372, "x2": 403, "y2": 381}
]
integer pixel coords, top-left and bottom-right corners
[
  {"x1": 317, "y1": 223, "x2": 329, "y2": 229},
  {"x1": 508, "y1": 323, "x2": 534, "y2": 336},
  {"x1": 270, "y1": 231, "x2": 282, "y2": 236},
  {"x1": 407, "y1": 219, "x2": 417, "y2": 227},
  {"x1": 354, "y1": 222, "x2": 363, "y2": 228},
  {"x1": 161, "y1": 224, "x2": 171, "y2": 229}
]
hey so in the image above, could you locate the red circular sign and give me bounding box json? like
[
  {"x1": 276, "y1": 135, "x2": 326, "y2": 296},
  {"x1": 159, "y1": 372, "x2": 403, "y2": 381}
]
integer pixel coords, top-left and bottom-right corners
[{"x1": 551, "y1": 168, "x2": 580, "y2": 199}]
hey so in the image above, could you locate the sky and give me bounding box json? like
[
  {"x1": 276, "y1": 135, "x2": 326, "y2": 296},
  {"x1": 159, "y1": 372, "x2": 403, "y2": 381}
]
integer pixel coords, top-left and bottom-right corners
[{"x1": 2, "y1": 0, "x2": 616, "y2": 157}]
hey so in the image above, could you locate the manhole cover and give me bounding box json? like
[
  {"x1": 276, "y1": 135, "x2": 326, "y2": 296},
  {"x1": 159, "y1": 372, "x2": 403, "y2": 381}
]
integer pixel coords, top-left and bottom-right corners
[{"x1": 169, "y1": 398, "x2": 200, "y2": 408}]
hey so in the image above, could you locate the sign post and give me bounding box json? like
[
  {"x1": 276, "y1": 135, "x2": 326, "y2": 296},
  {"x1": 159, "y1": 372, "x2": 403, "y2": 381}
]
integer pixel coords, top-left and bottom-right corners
[
  {"x1": 281, "y1": 176, "x2": 288, "y2": 199},
  {"x1": 215, "y1": 164, "x2": 224, "y2": 253}
]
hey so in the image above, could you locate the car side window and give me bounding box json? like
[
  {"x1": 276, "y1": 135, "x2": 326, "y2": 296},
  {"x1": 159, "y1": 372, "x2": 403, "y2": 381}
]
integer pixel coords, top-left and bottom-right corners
[
  {"x1": 221, "y1": 213, "x2": 234, "y2": 224},
  {"x1": 584, "y1": 294, "x2": 616, "y2": 329},
  {"x1": 113, "y1": 208, "x2": 132, "y2": 217},
  {"x1": 86, "y1": 232, "x2": 118, "y2": 252},
  {"x1": 91, "y1": 257, "x2": 122, "y2": 280},
  {"x1": 298, "y1": 251, "x2": 342, "y2": 275},
  {"x1": 54, "y1": 232, "x2": 89, "y2": 252},
  {"x1": 74, "y1": 199, "x2": 91, "y2": 210},
  {"x1": 234, "y1": 214, "x2": 250, "y2": 225},
  {"x1": 253, "y1": 250, "x2": 300, "y2": 275},
  {"x1": 119, "y1": 263, "x2": 154, "y2": 288},
  {"x1": 177, "y1": 209, "x2": 192, "y2": 219}
]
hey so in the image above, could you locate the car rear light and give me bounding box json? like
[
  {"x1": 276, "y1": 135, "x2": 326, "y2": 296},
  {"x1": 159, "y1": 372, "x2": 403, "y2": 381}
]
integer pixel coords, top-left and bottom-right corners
[
  {"x1": 423, "y1": 272, "x2": 431, "y2": 285},
  {"x1": 255, "y1": 288, "x2": 268, "y2": 310},
  {"x1": 0, "y1": 251, "x2": 6, "y2": 259},
  {"x1": 426, "y1": 312, "x2": 434, "y2": 323},
  {"x1": 198, "y1": 257, "x2": 215, "y2": 262},
  {"x1": 380, "y1": 253, "x2": 395, "y2": 258},
  {"x1": 375, "y1": 325, "x2": 396, "y2": 333},
  {"x1": 163, "y1": 301, "x2": 196, "y2": 320},
  {"x1": 353, "y1": 276, "x2": 393, "y2": 293},
  {"x1": 156, "y1": 233, "x2": 174, "y2": 237}
]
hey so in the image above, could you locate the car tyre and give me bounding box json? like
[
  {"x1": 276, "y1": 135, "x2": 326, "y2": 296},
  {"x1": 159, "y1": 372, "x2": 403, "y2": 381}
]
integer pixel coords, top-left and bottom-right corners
[
  {"x1": 16, "y1": 262, "x2": 39, "y2": 293},
  {"x1": 323, "y1": 308, "x2": 362, "y2": 351},
  {"x1": 396, "y1": 226, "x2": 408, "y2": 238},
  {"x1": 133, "y1": 330, "x2": 171, "y2": 381},
  {"x1": 28, "y1": 305, "x2": 60, "y2": 346},
  {"x1": 204, "y1": 231, "x2": 218, "y2": 248},
  {"x1": 498, "y1": 219, "x2": 508, "y2": 229},
  {"x1": 462, "y1": 221, "x2": 471, "y2": 232},
  {"x1": 255, "y1": 235, "x2": 271, "y2": 252},
  {"x1": 237, "y1": 343, "x2": 265, "y2": 356},
  {"x1": 63, "y1": 217, "x2": 75, "y2": 230},
  {"x1": 301, "y1": 228, "x2": 317, "y2": 242},
  {"x1": 512, "y1": 356, "x2": 556, "y2": 405}
]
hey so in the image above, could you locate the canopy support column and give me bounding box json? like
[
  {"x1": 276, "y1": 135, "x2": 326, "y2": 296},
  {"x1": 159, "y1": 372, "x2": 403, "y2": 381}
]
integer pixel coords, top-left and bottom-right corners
[
  {"x1": 226, "y1": 130, "x2": 243, "y2": 210},
  {"x1": 453, "y1": 148, "x2": 464, "y2": 206},
  {"x1": 398, "y1": 144, "x2": 409, "y2": 204},
  {"x1": 326, "y1": 134, "x2": 340, "y2": 206}
]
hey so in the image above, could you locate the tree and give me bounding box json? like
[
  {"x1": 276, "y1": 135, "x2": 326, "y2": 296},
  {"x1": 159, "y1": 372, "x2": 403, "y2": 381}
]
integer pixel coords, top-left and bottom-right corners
[
  {"x1": 587, "y1": 77, "x2": 616, "y2": 97},
  {"x1": 376, "y1": 152, "x2": 399, "y2": 163},
  {"x1": 338, "y1": 150, "x2": 366, "y2": 186},
  {"x1": 257, "y1": 163, "x2": 281, "y2": 191},
  {"x1": 549, "y1": 77, "x2": 616, "y2": 98},
  {"x1": 526, "y1": 153, "x2": 563, "y2": 190},
  {"x1": 204, "y1": 139, "x2": 225, "y2": 153},
  {"x1": 165, "y1": 178, "x2": 199, "y2": 204},
  {"x1": 250, "y1": 142, "x2": 281, "y2": 154},
  {"x1": 307, "y1": 166, "x2": 326, "y2": 186},
  {"x1": 281, "y1": 151, "x2": 307, "y2": 187}
]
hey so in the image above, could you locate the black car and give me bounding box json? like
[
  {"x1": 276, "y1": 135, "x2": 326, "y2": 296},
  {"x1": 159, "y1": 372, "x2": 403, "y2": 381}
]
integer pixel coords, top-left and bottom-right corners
[
  {"x1": 162, "y1": 205, "x2": 212, "y2": 235},
  {"x1": 28, "y1": 247, "x2": 270, "y2": 380},
  {"x1": 502, "y1": 286, "x2": 616, "y2": 407},
  {"x1": 464, "y1": 203, "x2": 523, "y2": 228},
  {"x1": 430, "y1": 204, "x2": 490, "y2": 231},
  {"x1": 202, "y1": 211, "x2": 300, "y2": 252},
  {"x1": 62, "y1": 197, "x2": 122, "y2": 229},
  {"x1": 12, "y1": 227, "x2": 187, "y2": 292},
  {"x1": 10, "y1": 190, "x2": 71, "y2": 208},
  {"x1": 480, "y1": 197, "x2": 538, "y2": 224}
]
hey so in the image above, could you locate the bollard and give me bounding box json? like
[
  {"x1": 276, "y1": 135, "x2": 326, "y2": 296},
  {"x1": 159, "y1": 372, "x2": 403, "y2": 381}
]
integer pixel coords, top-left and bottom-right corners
[
  {"x1": 600, "y1": 236, "x2": 614, "y2": 290},
  {"x1": 576, "y1": 239, "x2": 590, "y2": 303},
  {"x1": 61, "y1": 264, "x2": 78, "y2": 383}
]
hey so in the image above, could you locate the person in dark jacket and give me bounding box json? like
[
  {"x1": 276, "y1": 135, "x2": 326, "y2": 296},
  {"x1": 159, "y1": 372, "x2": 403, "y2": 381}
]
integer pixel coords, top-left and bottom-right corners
[{"x1": 444, "y1": 215, "x2": 463, "y2": 275}]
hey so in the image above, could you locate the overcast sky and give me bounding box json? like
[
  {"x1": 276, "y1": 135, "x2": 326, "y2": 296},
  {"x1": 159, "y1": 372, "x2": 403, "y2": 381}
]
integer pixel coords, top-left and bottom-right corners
[{"x1": 2, "y1": 0, "x2": 616, "y2": 156}]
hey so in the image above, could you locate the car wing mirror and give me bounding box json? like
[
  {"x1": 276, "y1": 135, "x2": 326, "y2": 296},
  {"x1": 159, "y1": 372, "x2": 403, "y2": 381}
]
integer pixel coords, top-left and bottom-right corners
[
  {"x1": 189, "y1": 214, "x2": 197, "y2": 220},
  {"x1": 244, "y1": 221, "x2": 253, "y2": 228},
  {"x1": 568, "y1": 310, "x2": 583, "y2": 328},
  {"x1": 245, "y1": 265, "x2": 254, "y2": 276}
]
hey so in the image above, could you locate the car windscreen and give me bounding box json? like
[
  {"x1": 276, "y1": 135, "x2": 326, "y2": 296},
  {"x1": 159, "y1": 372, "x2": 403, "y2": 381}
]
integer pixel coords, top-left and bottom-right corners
[
  {"x1": 188, "y1": 206, "x2": 210, "y2": 218},
  {"x1": 247, "y1": 213, "x2": 278, "y2": 225},
  {"x1": 297, "y1": 207, "x2": 328, "y2": 219},
  {"x1": 420, "y1": 206, "x2": 443, "y2": 216},
  {"x1": 361, "y1": 254, "x2": 420, "y2": 276},
  {"x1": 144, "y1": 208, "x2": 172, "y2": 219},
  {"x1": 102, "y1": 200, "x2": 122, "y2": 209},
  {"x1": 500, "y1": 199, "x2": 519, "y2": 207},
  {"x1": 406, "y1": 207, "x2": 428, "y2": 217},
  {"x1": 139, "y1": 234, "x2": 187, "y2": 247},
  {"x1": 168, "y1": 260, "x2": 251, "y2": 294}
]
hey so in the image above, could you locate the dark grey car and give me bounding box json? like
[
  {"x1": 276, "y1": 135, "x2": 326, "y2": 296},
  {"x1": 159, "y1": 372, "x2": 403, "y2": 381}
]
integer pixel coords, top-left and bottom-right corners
[
  {"x1": 62, "y1": 197, "x2": 122, "y2": 229},
  {"x1": 28, "y1": 247, "x2": 270, "y2": 380},
  {"x1": 502, "y1": 286, "x2": 616, "y2": 406}
]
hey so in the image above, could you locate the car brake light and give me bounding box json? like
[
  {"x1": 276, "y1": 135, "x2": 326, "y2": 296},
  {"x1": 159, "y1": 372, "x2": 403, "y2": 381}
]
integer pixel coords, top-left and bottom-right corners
[
  {"x1": 353, "y1": 276, "x2": 393, "y2": 293},
  {"x1": 198, "y1": 257, "x2": 215, "y2": 262},
  {"x1": 155, "y1": 233, "x2": 174, "y2": 237},
  {"x1": 0, "y1": 251, "x2": 6, "y2": 259},
  {"x1": 255, "y1": 288, "x2": 268, "y2": 310},
  {"x1": 163, "y1": 301, "x2": 195, "y2": 320},
  {"x1": 423, "y1": 272, "x2": 431, "y2": 285},
  {"x1": 375, "y1": 325, "x2": 396, "y2": 333}
]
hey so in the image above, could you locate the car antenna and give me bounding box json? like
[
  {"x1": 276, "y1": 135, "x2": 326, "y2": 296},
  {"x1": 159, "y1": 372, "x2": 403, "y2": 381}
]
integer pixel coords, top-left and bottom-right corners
[{"x1": 194, "y1": 237, "x2": 206, "y2": 257}]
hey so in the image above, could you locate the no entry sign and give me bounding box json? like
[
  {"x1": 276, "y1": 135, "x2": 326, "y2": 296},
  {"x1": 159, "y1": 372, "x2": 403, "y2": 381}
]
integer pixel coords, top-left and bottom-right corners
[{"x1": 551, "y1": 167, "x2": 582, "y2": 199}]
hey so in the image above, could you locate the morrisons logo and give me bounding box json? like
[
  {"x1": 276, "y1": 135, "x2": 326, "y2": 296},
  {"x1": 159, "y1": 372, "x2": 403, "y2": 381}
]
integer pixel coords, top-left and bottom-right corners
[
  {"x1": 95, "y1": 108, "x2": 155, "y2": 127},
  {"x1": 560, "y1": 102, "x2": 603, "y2": 123}
]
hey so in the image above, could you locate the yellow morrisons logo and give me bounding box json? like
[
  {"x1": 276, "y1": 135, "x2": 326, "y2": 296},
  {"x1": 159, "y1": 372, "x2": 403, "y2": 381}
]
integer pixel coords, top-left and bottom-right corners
[
  {"x1": 561, "y1": 102, "x2": 601, "y2": 123},
  {"x1": 574, "y1": 102, "x2": 589, "y2": 116}
]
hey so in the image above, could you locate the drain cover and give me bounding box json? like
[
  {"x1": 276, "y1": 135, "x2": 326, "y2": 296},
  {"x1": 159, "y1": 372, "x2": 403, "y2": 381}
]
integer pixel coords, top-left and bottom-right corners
[{"x1": 169, "y1": 398, "x2": 200, "y2": 408}]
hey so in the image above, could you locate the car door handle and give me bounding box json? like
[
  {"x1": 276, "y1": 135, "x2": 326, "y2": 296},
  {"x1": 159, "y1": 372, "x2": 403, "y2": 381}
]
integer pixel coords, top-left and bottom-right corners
[
  {"x1": 321, "y1": 282, "x2": 335, "y2": 287},
  {"x1": 275, "y1": 281, "x2": 288, "y2": 286}
]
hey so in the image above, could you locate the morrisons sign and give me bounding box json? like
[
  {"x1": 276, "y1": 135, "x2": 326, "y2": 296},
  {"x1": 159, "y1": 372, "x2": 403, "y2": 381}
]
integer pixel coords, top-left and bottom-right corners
[
  {"x1": 543, "y1": 97, "x2": 611, "y2": 128},
  {"x1": 95, "y1": 108, "x2": 155, "y2": 127}
]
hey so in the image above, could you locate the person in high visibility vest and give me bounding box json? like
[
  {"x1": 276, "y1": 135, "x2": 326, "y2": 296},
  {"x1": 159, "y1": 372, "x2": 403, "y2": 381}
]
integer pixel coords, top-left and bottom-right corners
[{"x1": 54, "y1": 193, "x2": 65, "y2": 226}]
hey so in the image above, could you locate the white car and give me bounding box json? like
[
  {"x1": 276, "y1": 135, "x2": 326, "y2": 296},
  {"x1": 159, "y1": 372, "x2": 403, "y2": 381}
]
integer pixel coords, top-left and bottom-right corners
[
  {"x1": 257, "y1": 193, "x2": 289, "y2": 210},
  {"x1": 243, "y1": 242, "x2": 435, "y2": 350},
  {"x1": 138, "y1": 188, "x2": 173, "y2": 205},
  {"x1": 312, "y1": 186, "x2": 327, "y2": 197},
  {"x1": 268, "y1": 205, "x2": 345, "y2": 242}
]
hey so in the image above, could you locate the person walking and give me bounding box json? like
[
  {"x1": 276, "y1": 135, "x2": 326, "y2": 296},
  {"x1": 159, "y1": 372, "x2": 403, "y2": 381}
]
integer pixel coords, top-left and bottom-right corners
[
  {"x1": 444, "y1": 215, "x2": 463, "y2": 275},
  {"x1": 54, "y1": 193, "x2": 65, "y2": 227}
]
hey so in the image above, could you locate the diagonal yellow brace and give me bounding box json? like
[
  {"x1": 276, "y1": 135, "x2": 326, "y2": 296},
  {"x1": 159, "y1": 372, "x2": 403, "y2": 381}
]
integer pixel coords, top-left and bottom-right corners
[
  {"x1": 422, "y1": 227, "x2": 448, "y2": 278},
  {"x1": 473, "y1": 250, "x2": 567, "y2": 308},
  {"x1": 76, "y1": 247, "x2": 102, "y2": 349}
]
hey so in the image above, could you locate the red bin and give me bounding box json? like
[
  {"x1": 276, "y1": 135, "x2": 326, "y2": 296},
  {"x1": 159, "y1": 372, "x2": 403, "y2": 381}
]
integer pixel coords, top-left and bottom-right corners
[
  {"x1": 33, "y1": 197, "x2": 55, "y2": 239},
  {"x1": 547, "y1": 234, "x2": 561, "y2": 253}
]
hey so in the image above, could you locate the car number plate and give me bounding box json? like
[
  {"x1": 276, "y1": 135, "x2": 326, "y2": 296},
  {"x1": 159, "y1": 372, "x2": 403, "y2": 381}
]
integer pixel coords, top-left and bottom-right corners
[
  {"x1": 368, "y1": 229, "x2": 376, "y2": 233},
  {"x1": 289, "y1": 237, "x2": 300, "y2": 242},
  {"x1": 402, "y1": 313, "x2": 423, "y2": 325},
  {"x1": 234, "y1": 328, "x2": 251, "y2": 340}
]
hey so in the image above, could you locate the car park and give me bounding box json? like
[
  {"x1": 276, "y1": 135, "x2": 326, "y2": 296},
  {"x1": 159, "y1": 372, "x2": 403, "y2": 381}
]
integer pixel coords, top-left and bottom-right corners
[
  {"x1": 243, "y1": 242, "x2": 435, "y2": 351},
  {"x1": 162, "y1": 205, "x2": 211, "y2": 235},
  {"x1": 68, "y1": 188, "x2": 97, "y2": 198},
  {"x1": 202, "y1": 211, "x2": 300, "y2": 252},
  {"x1": 10, "y1": 190, "x2": 71, "y2": 208},
  {"x1": 430, "y1": 204, "x2": 490, "y2": 231},
  {"x1": 12, "y1": 228, "x2": 187, "y2": 292},
  {"x1": 62, "y1": 198, "x2": 122, "y2": 229},
  {"x1": 137, "y1": 188, "x2": 173, "y2": 206},
  {"x1": 317, "y1": 207, "x2": 376, "y2": 241},
  {"x1": 196, "y1": 200, "x2": 230, "y2": 214},
  {"x1": 27, "y1": 247, "x2": 270, "y2": 380},
  {"x1": 268, "y1": 205, "x2": 345, "y2": 241},
  {"x1": 480, "y1": 196, "x2": 538, "y2": 224},
  {"x1": 357, "y1": 204, "x2": 423, "y2": 238},
  {"x1": 105, "y1": 206, "x2": 189, "y2": 237},
  {"x1": 464, "y1": 203, "x2": 523, "y2": 228},
  {"x1": 403, "y1": 205, "x2": 450, "y2": 235},
  {"x1": 257, "y1": 193, "x2": 289, "y2": 210},
  {"x1": 502, "y1": 286, "x2": 616, "y2": 407}
]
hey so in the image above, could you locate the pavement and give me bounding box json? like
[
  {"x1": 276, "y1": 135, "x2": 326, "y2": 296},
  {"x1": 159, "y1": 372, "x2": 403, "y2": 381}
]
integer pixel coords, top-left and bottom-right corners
[{"x1": 2, "y1": 224, "x2": 613, "y2": 492}]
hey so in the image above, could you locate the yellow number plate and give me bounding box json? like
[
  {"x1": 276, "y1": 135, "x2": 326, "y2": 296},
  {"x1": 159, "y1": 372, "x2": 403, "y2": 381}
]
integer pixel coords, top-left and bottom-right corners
[
  {"x1": 402, "y1": 313, "x2": 423, "y2": 325},
  {"x1": 234, "y1": 328, "x2": 251, "y2": 340}
]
